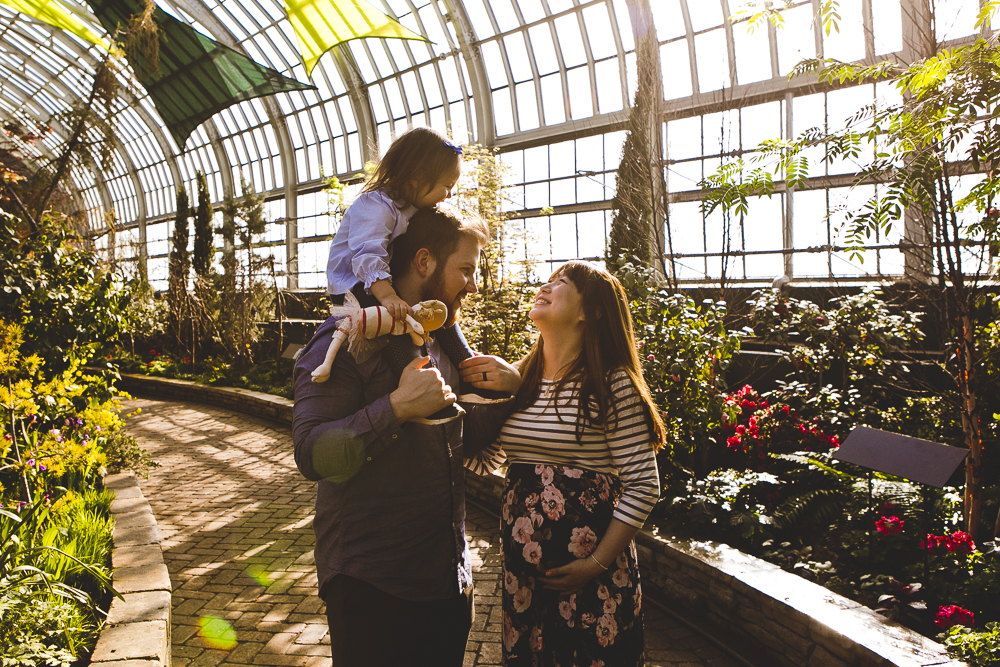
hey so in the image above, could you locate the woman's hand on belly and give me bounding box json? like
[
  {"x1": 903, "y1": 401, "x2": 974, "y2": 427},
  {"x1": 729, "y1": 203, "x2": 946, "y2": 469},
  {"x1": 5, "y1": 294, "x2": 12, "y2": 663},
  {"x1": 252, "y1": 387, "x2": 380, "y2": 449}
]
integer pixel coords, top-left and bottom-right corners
[{"x1": 537, "y1": 557, "x2": 605, "y2": 593}]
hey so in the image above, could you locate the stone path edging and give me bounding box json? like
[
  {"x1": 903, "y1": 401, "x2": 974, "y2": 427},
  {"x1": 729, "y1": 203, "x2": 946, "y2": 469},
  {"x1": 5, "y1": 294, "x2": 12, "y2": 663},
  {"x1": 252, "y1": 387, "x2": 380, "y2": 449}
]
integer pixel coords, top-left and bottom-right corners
[
  {"x1": 92, "y1": 471, "x2": 172, "y2": 667},
  {"x1": 116, "y1": 373, "x2": 967, "y2": 667}
]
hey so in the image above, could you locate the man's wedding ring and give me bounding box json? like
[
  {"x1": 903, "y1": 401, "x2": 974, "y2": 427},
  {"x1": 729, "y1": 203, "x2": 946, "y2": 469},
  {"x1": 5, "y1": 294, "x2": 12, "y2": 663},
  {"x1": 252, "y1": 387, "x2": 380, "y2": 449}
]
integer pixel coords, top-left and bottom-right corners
[{"x1": 482, "y1": 372, "x2": 488, "y2": 382}]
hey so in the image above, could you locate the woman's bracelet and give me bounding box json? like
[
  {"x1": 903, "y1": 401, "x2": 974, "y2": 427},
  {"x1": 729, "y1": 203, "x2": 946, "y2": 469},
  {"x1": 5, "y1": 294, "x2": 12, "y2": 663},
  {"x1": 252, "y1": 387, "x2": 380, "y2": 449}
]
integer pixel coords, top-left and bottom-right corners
[{"x1": 590, "y1": 553, "x2": 609, "y2": 570}]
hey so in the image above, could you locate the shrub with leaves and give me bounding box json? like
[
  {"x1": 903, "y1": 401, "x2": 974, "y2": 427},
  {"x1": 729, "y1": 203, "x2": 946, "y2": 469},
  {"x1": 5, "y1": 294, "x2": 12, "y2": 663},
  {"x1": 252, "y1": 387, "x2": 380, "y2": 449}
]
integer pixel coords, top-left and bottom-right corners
[{"x1": 941, "y1": 621, "x2": 1000, "y2": 666}]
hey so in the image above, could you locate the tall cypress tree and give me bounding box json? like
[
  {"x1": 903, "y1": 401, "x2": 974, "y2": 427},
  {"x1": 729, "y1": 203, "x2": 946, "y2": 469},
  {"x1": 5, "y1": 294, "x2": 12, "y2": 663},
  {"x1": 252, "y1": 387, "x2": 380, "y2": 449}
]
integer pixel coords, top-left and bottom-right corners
[
  {"x1": 192, "y1": 171, "x2": 214, "y2": 277},
  {"x1": 607, "y1": 3, "x2": 659, "y2": 273},
  {"x1": 168, "y1": 186, "x2": 191, "y2": 350}
]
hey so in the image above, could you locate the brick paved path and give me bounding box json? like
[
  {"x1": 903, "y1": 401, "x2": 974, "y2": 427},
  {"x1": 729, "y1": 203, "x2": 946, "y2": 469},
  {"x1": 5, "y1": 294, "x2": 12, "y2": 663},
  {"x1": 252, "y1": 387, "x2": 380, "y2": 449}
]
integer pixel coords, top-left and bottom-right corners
[{"x1": 123, "y1": 398, "x2": 741, "y2": 667}]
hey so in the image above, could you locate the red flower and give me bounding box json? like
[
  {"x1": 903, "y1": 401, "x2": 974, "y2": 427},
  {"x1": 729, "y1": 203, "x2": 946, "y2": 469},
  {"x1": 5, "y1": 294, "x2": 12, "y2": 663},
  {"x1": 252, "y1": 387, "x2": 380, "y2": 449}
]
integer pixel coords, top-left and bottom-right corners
[
  {"x1": 945, "y1": 531, "x2": 976, "y2": 555},
  {"x1": 921, "y1": 534, "x2": 947, "y2": 551},
  {"x1": 875, "y1": 516, "x2": 904, "y2": 535},
  {"x1": 935, "y1": 605, "x2": 974, "y2": 629},
  {"x1": 781, "y1": 405, "x2": 790, "y2": 415},
  {"x1": 815, "y1": 316, "x2": 828, "y2": 325},
  {"x1": 647, "y1": 354, "x2": 655, "y2": 361}
]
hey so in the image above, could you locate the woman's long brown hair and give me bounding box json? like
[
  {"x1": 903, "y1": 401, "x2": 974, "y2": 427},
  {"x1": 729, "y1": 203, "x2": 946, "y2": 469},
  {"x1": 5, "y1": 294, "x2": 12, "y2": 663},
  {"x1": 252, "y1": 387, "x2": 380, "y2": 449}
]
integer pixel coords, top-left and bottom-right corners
[{"x1": 513, "y1": 261, "x2": 667, "y2": 450}]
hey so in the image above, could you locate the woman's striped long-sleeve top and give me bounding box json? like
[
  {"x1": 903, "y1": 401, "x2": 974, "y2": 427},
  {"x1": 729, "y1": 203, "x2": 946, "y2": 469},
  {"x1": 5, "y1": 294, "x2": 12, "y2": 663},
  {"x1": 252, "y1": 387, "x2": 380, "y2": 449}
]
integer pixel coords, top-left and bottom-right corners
[{"x1": 467, "y1": 369, "x2": 660, "y2": 528}]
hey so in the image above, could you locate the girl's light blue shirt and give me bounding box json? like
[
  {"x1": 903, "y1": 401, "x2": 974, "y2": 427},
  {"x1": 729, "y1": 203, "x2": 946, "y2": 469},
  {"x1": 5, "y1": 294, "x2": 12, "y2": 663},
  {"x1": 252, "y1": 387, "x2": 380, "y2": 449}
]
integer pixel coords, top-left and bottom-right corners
[{"x1": 326, "y1": 189, "x2": 417, "y2": 295}]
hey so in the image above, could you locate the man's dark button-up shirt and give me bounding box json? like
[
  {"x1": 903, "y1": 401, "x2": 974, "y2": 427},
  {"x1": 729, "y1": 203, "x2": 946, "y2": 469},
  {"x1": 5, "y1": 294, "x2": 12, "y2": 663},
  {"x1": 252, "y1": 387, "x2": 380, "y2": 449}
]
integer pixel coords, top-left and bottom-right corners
[{"x1": 293, "y1": 315, "x2": 502, "y2": 601}]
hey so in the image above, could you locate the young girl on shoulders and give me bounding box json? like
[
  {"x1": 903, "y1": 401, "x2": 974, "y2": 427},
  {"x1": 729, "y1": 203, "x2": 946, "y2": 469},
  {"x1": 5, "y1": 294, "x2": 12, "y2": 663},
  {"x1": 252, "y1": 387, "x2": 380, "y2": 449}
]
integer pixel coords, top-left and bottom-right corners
[{"x1": 325, "y1": 127, "x2": 507, "y2": 419}]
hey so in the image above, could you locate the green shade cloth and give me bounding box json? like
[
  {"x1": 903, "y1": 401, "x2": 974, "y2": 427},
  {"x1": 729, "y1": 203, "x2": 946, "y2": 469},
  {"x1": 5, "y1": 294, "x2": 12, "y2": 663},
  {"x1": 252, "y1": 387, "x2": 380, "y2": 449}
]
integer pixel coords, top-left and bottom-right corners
[
  {"x1": 0, "y1": 0, "x2": 109, "y2": 49},
  {"x1": 87, "y1": 0, "x2": 315, "y2": 148},
  {"x1": 285, "y1": 0, "x2": 427, "y2": 75}
]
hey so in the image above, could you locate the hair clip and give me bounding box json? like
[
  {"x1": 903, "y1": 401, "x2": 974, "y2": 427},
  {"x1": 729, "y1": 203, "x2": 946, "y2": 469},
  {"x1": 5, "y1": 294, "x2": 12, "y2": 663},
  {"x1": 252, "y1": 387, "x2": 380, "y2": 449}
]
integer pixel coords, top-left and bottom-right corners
[{"x1": 443, "y1": 139, "x2": 463, "y2": 155}]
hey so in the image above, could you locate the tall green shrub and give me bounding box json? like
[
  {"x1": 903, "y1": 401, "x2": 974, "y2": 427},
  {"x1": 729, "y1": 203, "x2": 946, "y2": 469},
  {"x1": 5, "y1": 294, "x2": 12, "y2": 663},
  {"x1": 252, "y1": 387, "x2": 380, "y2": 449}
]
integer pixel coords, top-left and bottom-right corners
[
  {"x1": 192, "y1": 171, "x2": 214, "y2": 278},
  {"x1": 168, "y1": 187, "x2": 191, "y2": 352}
]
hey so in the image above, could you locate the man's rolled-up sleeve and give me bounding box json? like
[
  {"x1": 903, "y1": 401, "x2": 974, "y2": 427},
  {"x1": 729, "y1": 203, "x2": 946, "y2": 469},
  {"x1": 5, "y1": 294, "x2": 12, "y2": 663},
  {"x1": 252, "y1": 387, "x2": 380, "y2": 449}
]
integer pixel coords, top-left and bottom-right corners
[{"x1": 292, "y1": 334, "x2": 403, "y2": 483}]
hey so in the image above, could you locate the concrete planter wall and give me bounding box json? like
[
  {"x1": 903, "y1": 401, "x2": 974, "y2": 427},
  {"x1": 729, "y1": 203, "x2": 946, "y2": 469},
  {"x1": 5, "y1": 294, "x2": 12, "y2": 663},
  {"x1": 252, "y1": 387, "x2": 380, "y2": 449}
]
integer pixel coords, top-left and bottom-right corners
[
  {"x1": 92, "y1": 472, "x2": 172, "y2": 667},
  {"x1": 112, "y1": 374, "x2": 967, "y2": 667}
]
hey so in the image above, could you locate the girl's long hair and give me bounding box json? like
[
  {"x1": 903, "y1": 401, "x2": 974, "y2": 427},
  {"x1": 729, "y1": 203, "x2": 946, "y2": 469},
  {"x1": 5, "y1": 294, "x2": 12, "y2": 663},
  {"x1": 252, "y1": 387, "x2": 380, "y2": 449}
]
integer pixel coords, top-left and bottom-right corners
[
  {"x1": 362, "y1": 127, "x2": 461, "y2": 206},
  {"x1": 513, "y1": 261, "x2": 666, "y2": 449}
]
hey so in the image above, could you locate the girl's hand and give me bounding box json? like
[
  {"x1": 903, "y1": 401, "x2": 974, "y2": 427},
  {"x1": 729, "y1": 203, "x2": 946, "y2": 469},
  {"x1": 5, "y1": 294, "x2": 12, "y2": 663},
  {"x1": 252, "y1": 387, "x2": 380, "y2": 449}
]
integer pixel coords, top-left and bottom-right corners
[
  {"x1": 381, "y1": 294, "x2": 413, "y2": 322},
  {"x1": 537, "y1": 558, "x2": 605, "y2": 593}
]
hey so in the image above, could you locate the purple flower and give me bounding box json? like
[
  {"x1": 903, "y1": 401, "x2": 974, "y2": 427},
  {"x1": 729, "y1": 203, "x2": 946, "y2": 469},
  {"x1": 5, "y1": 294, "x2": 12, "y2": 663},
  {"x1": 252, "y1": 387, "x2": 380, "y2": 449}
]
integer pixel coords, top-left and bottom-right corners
[{"x1": 27, "y1": 459, "x2": 34, "y2": 467}]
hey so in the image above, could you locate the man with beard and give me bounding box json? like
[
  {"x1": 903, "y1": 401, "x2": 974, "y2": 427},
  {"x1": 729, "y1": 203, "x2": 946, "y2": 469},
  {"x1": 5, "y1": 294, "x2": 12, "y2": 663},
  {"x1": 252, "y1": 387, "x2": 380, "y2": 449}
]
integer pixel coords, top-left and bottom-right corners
[{"x1": 292, "y1": 206, "x2": 520, "y2": 667}]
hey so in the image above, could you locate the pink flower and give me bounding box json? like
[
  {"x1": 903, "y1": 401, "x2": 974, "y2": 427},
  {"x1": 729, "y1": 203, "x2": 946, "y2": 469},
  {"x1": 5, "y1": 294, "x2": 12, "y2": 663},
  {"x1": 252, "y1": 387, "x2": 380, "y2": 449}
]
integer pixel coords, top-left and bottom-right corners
[
  {"x1": 541, "y1": 485, "x2": 565, "y2": 520},
  {"x1": 603, "y1": 597, "x2": 617, "y2": 615},
  {"x1": 513, "y1": 586, "x2": 533, "y2": 613},
  {"x1": 935, "y1": 605, "x2": 974, "y2": 629},
  {"x1": 563, "y1": 468, "x2": 583, "y2": 478},
  {"x1": 522, "y1": 541, "x2": 542, "y2": 565},
  {"x1": 580, "y1": 612, "x2": 596, "y2": 628},
  {"x1": 558, "y1": 594, "x2": 577, "y2": 625},
  {"x1": 568, "y1": 526, "x2": 598, "y2": 558},
  {"x1": 512, "y1": 517, "x2": 534, "y2": 544},
  {"x1": 875, "y1": 516, "x2": 904, "y2": 535},
  {"x1": 946, "y1": 531, "x2": 976, "y2": 555},
  {"x1": 612, "y1": 568, "x2": 630, "y2": 588},
  {"x1": 529, "y1": 627, "x2": 542, "y2": 652},
  {"x1": 530, "y1": 511, "x2": 545, "y2": 527},
  {"x1": 524, "y1": 493, "x2": 539, "y2": 510},
  {"x1": 597, "y1": 584, "x2": 610, "y2": 600},
  {"x1": 504, "y1": 569, "x2": 518, "y2": 594},
  {"x1": 647, "y1": 354, "x2": 655, "y2": 360},
  {"x1": 595, "y1": 614, "x2": 618, "y2": 647},
  {"x1": 503, "y1": 614, "x2": 520, "y2": 650},
  {"x1": 539, "y1": 466, "x2": 554, "y2": 486}
]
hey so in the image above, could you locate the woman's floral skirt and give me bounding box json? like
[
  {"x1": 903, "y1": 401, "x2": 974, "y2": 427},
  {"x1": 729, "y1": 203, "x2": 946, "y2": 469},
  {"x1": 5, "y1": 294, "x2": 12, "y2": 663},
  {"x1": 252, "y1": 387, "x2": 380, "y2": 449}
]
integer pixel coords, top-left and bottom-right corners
[{"x1": 501, "y1": 462, "x2": 644, "y2": 667}]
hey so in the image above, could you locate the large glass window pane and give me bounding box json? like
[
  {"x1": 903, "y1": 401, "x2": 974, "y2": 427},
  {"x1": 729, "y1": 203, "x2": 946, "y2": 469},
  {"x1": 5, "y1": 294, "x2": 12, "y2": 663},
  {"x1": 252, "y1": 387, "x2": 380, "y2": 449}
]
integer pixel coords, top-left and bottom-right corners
[
  {"x1": 566, "y1": 66, "x2": 594, "y2": 119},
  {"x1": 668, "y1": 201, "x2": 705, "y2": 279},
  {"x1": 873, "y1": 0, "x2": 902, "y2": 55},
  {"x1": 595, "y1": 58, "x2": 624, "y2": 114},
  {"x1": 504, "y1": 32, "x2": 533, "y2": 82},
  {"x1": 732, "y1": 19, "x2": 771, "y2": 85},
  {"x1": 741, "y1": 102, "x2": 782, "y2": 149},
  {"x1": 934, "y1": 0, "x2": 979, "y2": 43},
  {"x1": 667, "y1": 116, "x2": 701, "y2": 160},
  {"x1": 650, "y1": 0, "x2": 685, "y2": 41},
  {"x1": 555, "y1": 14, "x2": 587, "y2": 68},
  {"x1": 463, "y1": 0, "x2": 496, "y2": 39},
  {"x1": 687, "y1": 0, "x2": 723, "y2": 32},
  {"x1": 661, "y1": 40, "x2": 693, "y2": 99},
  {"x1": 551, "y1": 214, "x2": 577, "y2": 259},
  {"x1": 515, "y1": 81, "x2": 540, "y2": 130},
  {"x1": 823, "y1": 0, "x2": 864, "y2": 62},
  {"x1": 776, "y1": 4, "x2": 816, "y2": 76},
  {"x1": 583, "y1": 4, "x2": 617, "y2": 60},
  {"x1": 694, "y1": 29, "x2": 730, "y2": 92},
  {"x1": 493, "y1": 88, "x2": 515, "y2": 135},
  {"x1": 516, "y1": 0, "x2": 545, "y2": 24},
  {"x1": 550, "y1": 141, "x2": 575, "y2": 179},
  {"x1": 741, "y1": 195, "x2": 785, "y2": 278},
  {"x1": 577, "y1": 210, "x2": 607, "y2": 258},
  {"x1": 528, "y1": 25, "x2": 560, "y2": 75},
  {"x1": 540, "y1": 73, "x2": 567, "y2": 125},
  {"x1": 481, "y1": 40, "x2": 509, "y2": 89},
  {"x1": 489, "y1": 0, "x2": 520, "y2": 33}
]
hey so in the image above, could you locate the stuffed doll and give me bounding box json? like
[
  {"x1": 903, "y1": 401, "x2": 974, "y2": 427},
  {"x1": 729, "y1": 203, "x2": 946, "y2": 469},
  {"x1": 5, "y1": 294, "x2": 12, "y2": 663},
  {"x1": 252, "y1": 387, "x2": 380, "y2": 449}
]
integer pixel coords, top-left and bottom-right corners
[{"x1": 311, "y1": 291, "x2": 448, "y2": 383}]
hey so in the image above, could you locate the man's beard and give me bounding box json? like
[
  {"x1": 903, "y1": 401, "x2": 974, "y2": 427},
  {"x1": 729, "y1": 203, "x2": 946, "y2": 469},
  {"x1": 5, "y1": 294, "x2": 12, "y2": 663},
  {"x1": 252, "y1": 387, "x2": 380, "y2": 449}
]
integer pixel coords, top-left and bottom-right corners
[{"x1": 420, "y1": 263, "x2": 461, "y2": 328}]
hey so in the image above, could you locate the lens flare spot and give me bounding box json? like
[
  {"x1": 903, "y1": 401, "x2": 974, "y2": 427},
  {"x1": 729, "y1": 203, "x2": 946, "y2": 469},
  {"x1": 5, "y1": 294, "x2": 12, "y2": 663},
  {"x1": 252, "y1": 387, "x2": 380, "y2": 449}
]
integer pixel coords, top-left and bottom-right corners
[
  {"x1": 198, "y1": 615, "x2": 237, "y2": 650},
  {"x1": 245, "y1": 564, "x2": 272, "y2": 588}
]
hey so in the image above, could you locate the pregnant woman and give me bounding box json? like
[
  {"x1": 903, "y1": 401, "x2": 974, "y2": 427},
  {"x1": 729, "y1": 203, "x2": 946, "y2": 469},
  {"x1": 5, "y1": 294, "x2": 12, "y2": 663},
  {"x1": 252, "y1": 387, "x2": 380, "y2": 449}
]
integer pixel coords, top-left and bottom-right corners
[{"x1": 468, "y1": 260, "x2": 665, "y2": 666}]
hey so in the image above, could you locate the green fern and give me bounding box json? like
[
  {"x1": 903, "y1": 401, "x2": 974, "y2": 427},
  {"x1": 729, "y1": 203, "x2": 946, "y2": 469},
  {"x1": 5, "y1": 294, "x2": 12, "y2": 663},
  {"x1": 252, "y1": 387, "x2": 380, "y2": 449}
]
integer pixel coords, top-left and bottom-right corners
[{"x1": 771, "y1": 488, "x2": 850, "y2": 531}]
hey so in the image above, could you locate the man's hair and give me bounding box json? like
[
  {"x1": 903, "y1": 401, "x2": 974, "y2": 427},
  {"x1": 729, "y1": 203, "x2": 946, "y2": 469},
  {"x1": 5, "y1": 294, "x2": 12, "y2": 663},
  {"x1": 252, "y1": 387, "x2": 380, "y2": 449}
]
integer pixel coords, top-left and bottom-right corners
[{"x1": 389, "y1": 207, "x2": 489, "y2": 279}]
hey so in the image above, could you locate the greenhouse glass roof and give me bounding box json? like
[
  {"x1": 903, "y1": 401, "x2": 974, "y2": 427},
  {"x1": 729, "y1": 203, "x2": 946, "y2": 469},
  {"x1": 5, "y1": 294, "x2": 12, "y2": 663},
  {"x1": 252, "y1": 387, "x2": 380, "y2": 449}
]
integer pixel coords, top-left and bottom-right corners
[{"x1": 0, "y1": 0, "x2": 988, "y2": 287}]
